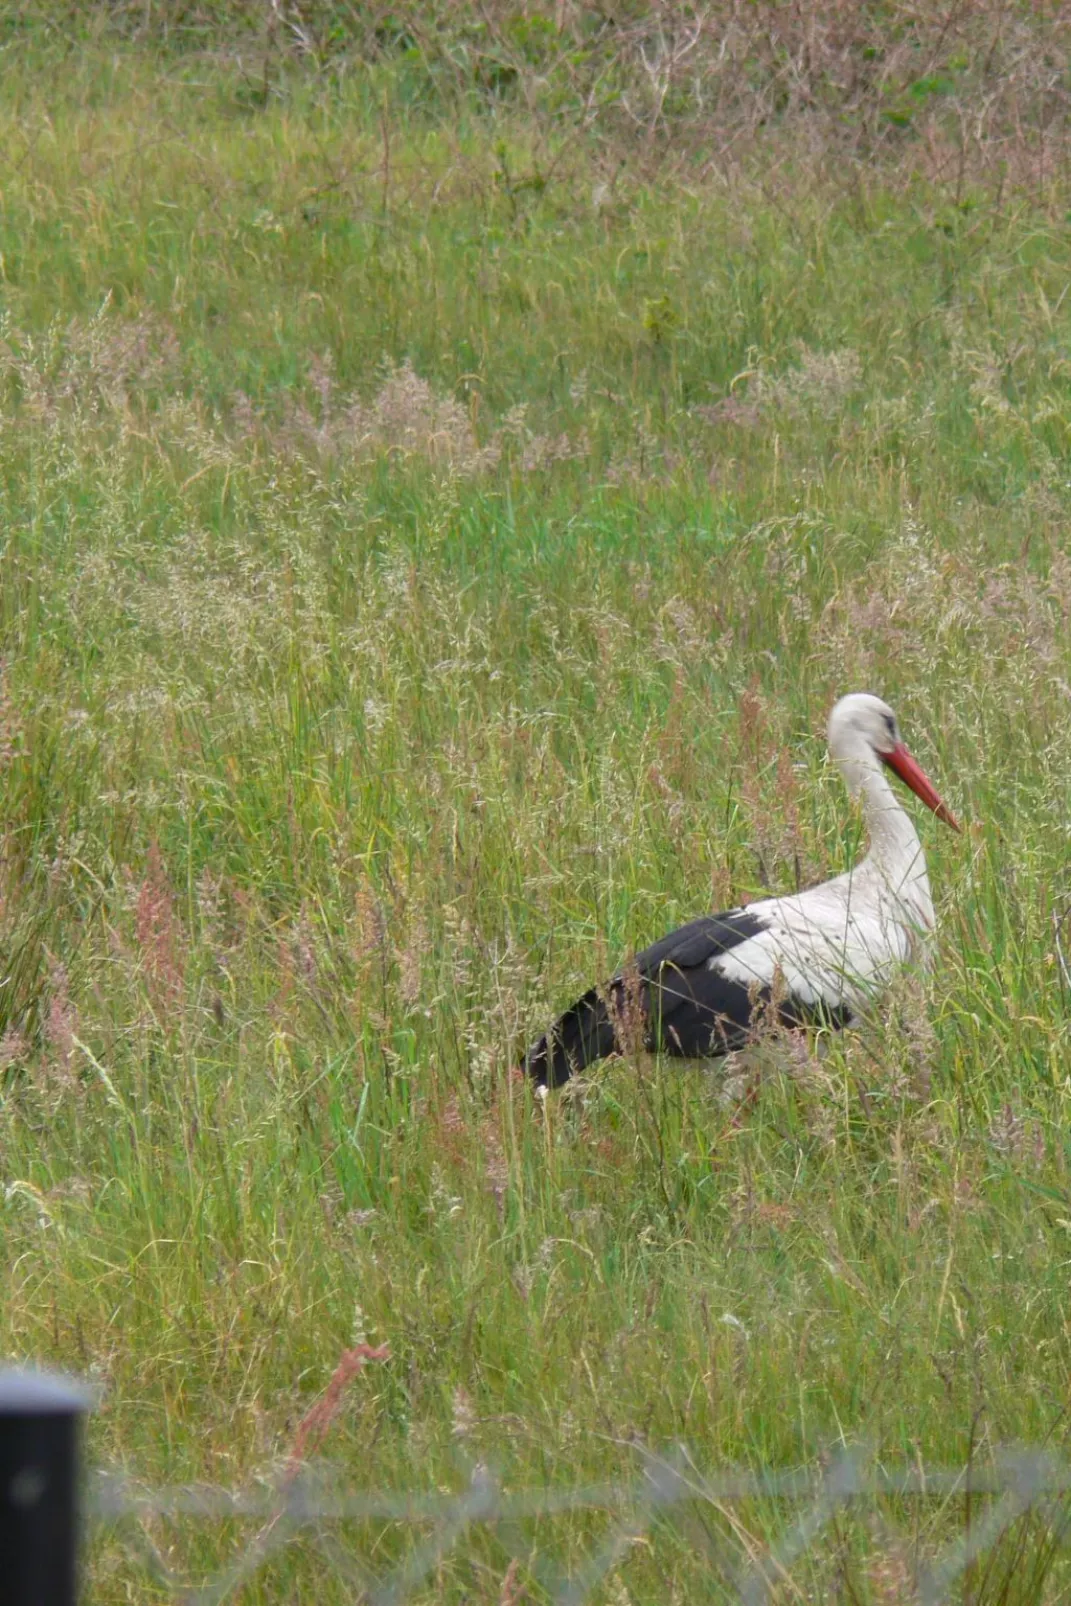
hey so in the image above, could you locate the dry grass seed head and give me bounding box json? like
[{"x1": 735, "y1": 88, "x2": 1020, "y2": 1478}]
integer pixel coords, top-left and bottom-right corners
[
  {"x1": 451, "y1": 1385, "x2": 476, "y2": 1440},
  {"x1": 44, "y1": 961, "x2": 78, "y2": 1088},
  {"x1": 611, "y1": 961, "x2": 648, "y2": 1060},
  {"x1": 0, "y1": 1026, "x2": 29, "y2": 1073},
  {"x1": 865, "y1": 1527, "x2": 919, "y2": 1605},
  {"x1": 255, "y1": 357, "x2": 504, "y2": 476},
  {"x1": 0, "y1": 666, "x2": 21, "y2": 767},
  {"x1": 396, "y1": 906, "x2": 428, "y2": 1011},
  {"x1": 135, "y1": 842, "x2": 185, "y2": 1016},
  {"x1": 988, "y1": 1100, "x2": 1045, "y2": 1170},
  {"x1": 353, "y1": 881, "x2": 388, "y2": 974},
  {"x1": 5, "y1": 307, "x2": 179, "y2": 422},
  {"x1": 497, "y1": 1558, "x2": 524, "y2": 1606}
]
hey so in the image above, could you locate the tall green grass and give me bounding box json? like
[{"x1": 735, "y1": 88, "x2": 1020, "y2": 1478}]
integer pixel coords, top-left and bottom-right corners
[{"x1": 3, "y1": 30, "x2": 1071, "y2": 1601}]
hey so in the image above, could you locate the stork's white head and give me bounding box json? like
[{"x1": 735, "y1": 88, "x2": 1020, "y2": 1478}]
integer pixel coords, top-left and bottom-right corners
[
  {"x1": 827, "y1": 693, "x2": 960, "y2": 831},
  {"x1": 828, "y1": 692, "x2": 902, "y2": 759}
]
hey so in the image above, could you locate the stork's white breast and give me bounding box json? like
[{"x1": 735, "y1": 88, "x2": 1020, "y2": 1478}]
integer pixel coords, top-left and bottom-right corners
[{"x1": 709, "y1": 869, "x2": 932, "y2": 1011}]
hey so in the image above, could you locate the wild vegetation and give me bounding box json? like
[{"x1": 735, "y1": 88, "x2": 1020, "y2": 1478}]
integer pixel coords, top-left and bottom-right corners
[{"x1": 3, "y1": 4, "x2": 1071, "y2": 1599}]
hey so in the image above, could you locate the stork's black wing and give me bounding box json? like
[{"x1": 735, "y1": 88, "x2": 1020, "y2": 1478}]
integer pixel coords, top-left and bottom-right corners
[{"x1": 523, "y1": 909, "x2": 784, "y2": 1088}]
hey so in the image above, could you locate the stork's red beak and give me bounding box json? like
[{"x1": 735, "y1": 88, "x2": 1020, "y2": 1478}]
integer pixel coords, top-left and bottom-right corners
[{"x1": 880, "y1": 743, "x2": 960, "y2": 832}]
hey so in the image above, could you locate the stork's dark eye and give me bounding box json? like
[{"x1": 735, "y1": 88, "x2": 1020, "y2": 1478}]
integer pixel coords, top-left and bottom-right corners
[{"x1": 883, "y1": 714, "x2": 897, "y2": 741}]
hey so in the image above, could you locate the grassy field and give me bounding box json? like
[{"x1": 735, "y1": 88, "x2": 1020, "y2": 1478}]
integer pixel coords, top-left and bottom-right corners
[{"x1": 4, "y1": 10, "x2": 1071, "y2": 1599}]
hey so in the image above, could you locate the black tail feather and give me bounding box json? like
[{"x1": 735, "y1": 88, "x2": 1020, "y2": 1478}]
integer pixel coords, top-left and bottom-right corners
[{"x1": 522, "y1": 984, "x2": 619, "y2": 1088}]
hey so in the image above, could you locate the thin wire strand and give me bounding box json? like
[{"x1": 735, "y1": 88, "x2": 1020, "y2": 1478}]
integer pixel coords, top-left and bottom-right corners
[{"x1": 88, "y1": 1456, "x2": 1071, "y2": 1527}]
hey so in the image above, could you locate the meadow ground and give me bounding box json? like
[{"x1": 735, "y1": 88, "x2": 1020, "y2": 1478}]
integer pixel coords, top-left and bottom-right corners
[{"x1": 3, "y1": 5, "x2": 1071, "y2": 1599}]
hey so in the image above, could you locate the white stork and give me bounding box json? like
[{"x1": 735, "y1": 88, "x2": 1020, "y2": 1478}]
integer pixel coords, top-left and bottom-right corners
[{"x1": 523, "y1": 693, "x2": 960, "y2": 1087}]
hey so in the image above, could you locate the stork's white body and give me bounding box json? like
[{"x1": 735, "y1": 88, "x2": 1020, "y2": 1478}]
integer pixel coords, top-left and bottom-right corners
[
  {"x1": 524, "y1": 692, "x2": 956, "y2": 1088},
  {"x1": 714, "y1": 852, "x2": 933, "y2": 1019}
]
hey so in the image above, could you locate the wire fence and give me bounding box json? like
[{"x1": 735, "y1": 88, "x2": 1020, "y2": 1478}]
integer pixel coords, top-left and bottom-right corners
[
  {"x1": 7, "y1": 1365, "x2": 1071, "y2": 1604},
  {"x1": 86, "y1": 1445, "x2": 1071, "y2": 1606}
]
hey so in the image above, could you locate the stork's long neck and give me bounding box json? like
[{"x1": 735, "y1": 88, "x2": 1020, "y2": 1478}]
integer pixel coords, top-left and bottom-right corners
[{"x1": 833, "y1": 739, "x2": 929, "y2": 898}]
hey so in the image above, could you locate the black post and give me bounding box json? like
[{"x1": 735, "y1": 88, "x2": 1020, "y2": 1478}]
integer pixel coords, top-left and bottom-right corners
[{"x1": 0, "y1": 1369, "x2": 92, "y2": 1606}]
